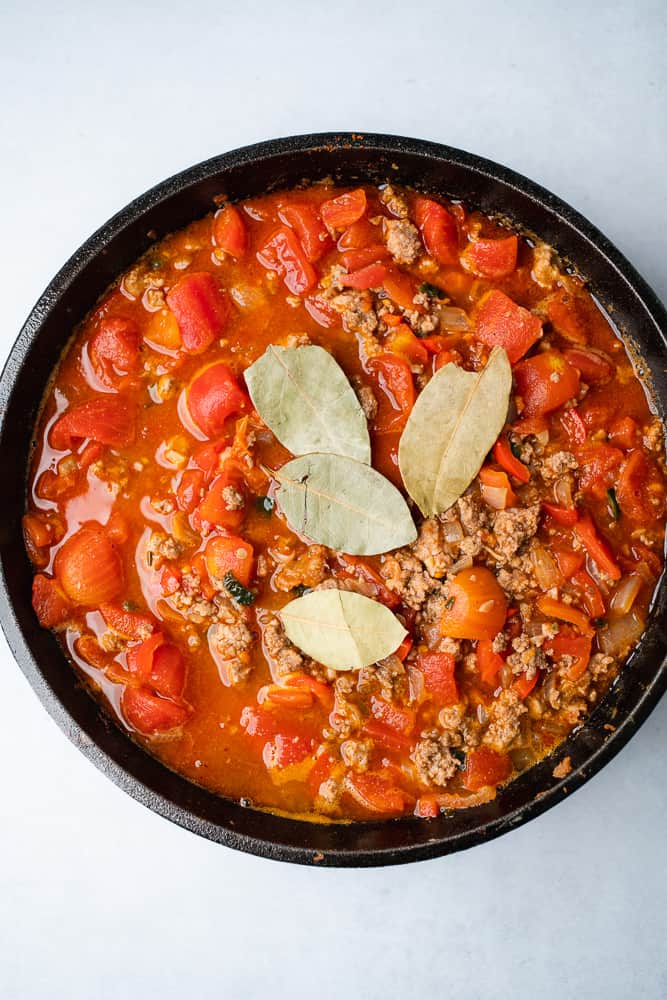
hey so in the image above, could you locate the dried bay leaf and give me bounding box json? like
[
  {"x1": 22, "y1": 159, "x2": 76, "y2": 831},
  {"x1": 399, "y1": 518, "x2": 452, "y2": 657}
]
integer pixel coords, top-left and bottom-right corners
[
  {"x1": 398, "y1": 346, "x2": 512, "y2": 516},
  {"x1": 272, "y1": 452, "x2": 417, "y2": 555},
  {"x1": 244, "y1": 345, "x2": 371, "y2": 464},
  {"x1": 280, "y1": 589, "x2": 407, "y2": 671}
]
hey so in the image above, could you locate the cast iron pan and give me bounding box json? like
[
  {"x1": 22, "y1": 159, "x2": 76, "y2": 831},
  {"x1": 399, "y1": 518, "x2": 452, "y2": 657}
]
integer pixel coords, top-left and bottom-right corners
[{"x1": 1, "y1": 133, "x2": 665, "y2": 866}]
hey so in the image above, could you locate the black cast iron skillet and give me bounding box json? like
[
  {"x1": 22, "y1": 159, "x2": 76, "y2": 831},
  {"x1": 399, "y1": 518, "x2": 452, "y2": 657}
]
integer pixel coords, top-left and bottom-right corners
[{"x1": 1, "y1": 133, "x2": 665, "y2": 867}]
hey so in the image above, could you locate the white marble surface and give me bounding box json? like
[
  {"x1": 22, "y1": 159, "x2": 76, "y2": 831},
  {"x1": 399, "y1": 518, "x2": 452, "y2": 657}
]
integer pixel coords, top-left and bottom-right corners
[{"x1": 1, "y1": 2, "x2": 666, "y2": 997}]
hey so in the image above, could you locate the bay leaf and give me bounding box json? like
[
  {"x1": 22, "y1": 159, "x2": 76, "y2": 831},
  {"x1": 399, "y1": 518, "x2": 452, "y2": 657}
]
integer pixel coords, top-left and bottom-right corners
[
  {"x1": 244, "y1": 345, "x2": 371, "y2": 464},
  {"x1": 272, "y1": 453, "x2": 417, "y2": 555},
  {"x1": 280, "y1": 589, "x2": 407, "y2": 671},
  {"x1": 398, "y1": 345, "x2": 512, "y2": 516}
]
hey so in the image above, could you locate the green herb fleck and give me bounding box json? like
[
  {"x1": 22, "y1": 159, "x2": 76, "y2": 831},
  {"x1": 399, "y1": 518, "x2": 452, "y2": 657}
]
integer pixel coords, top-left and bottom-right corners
[
  {"x1": 607, "y1": 488, "x2": 621, "y2": 521},
  {"x1": 593, "y1": 617, "x2": 607, "y2": 629},
  {"x1": 224, "y1": 571, "x2": 255, "y2": 606},
  {"x1": 419, "y1": 281, "x2": 446, "y2": 300},
  {"x1": 509, "y1": 437, "x2": 523, "y2": 460},
  {"x1": 444, "y1": 596, "x2": 455, "y2": 610},
  {"x1": 451, "y1": 748, "x2": 466, "y2": 770},
  {"x1": 292, "y1": 583, "x2": 311, "y2": 598},
  {"x1": 122, "y1": 600, "x2": 138, "y2": 612},
  {"x1": 149, "y1": 256, "x2": 163, "y2": 271},
  {"x1": 255, "y1": 495, "x2": 275, "y2": 516}
]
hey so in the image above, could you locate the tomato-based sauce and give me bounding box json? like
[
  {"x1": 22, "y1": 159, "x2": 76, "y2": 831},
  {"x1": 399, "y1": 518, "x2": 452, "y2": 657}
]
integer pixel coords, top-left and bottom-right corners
[{"x1": 25, "y1": 182, "x2": 666, "y2": 821}]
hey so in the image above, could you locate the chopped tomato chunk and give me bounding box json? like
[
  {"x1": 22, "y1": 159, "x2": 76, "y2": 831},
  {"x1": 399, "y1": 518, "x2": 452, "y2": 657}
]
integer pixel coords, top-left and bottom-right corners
[
  {"x1": 616, "y1": 450, "x2": 656, "y2": 522},
  {"x1": 50, "y1": 396, "x2": 135, "y2": 451},
  {"x1": 475, "y1": 290, "x2": 542, "y2": 364},
  {"x1": 346, "y1": 771, "x2": 408, "y2": 814},
  {"x1": 212, "y1": 204, "x2": 247, "y2": 258},
  {"x1": 186, "y1": 362, "x2": 248, "y2": 438},
  {"x1": 32, "y1": 574, "x2": 71, "y2": 628},
  {"x1": 196, "y1": 467, "x2": 246, "y2": 530},
  {"x1": 205, "y1": 534, "x2": 254, "y2": 587},
  {"x1": 99, "y1": 603, "x2": 155, "y2": 640},
  {"x1": 122, "y1": 686, "x2": 189, "y2": 735},
  {"x1": 476, "y1": 639, "x2": 504, "y2": 687},
  {"x1": 257, "y1": 225, "x2": 316, "y2": 295},
  {"x1": 91, "y1": 317, "x2": 140, "y2": 378},
  {"x1": 166, "y1": 272, "x2": 231, "y2": 354},
  {"x1": 413, "y1": 196, "x2": 458, "y2": 266},
  {"x1": 418, "y1": 652, "x2": 459, "y2": 705},
  {"x1": 55, "y1": 527, "x2": 123, "y2": 605},
  {"x1": 339, "y1": 262, "x2": 387, "y2": 290},
  {"x1": 463, "y1": 747, "x2": 512, "y2": 791},
  {"x1": 462, "y1": 236, "x2": 518, "y2": 278},
  {"x1": 278, "y1": 202, "x2": 332, "y2": 261},
  {"x1": 320, "y1": 188, "x2": 367, "y2": 230},
  {"x1": 513, "y1": 351, "x2": 580, "y2": 417}
]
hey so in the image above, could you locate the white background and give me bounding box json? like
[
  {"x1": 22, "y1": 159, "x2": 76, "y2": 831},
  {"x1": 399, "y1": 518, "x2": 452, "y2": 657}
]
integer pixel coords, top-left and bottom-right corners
[{"x1": 1, "y1": 2, "x2": 666, "y2": 998}]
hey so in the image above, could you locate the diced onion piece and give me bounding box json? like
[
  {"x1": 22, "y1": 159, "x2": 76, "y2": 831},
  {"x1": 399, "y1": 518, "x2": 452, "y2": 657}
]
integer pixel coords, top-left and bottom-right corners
[
  {"x1": 439, "y1": 306, "x2": 470, "y2": 331},
  {"x1": 530, "y1": 540, "x2": 561, "y2": 590},
  {"x1": 480, "y1": 483, "x2": 508, "y2": 510},
  {"x1": 442, "y1": 519, "x2": 464, "y2": 543},
  {"x1": 407, "y1": 664, "x2": 425, "y2": 703},
  {"x1": 609, "y1": 574, "x2": 642, "y2": 617},
  {"x1": 553, "y1": 476, "x2": 574, "y2": 508},
  {"x1": 535, "y1": 429, "x2": 550, "y2": 446},
  {"x1": 597, "y1": 608, "x2": 645, "y2": 657},
  {"x1": 448, "y1": 554, "x2": 474, "y2": 575}
]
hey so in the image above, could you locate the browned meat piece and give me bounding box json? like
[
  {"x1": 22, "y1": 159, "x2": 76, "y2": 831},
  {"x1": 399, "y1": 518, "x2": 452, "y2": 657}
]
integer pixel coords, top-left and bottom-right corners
[
  {"x1": 531, "y1": 244, "x2": 560, "y2": 288},
  {"x1": 272, "y1": 545, "x2": 329, "y2": 592},
  {"x1": 540, "y1": 450, "x2": 578, "y2": 480},
  {"x1": 262, "y1": 614, "x2": 305, "y2": 677},
  {"x1": 380, "y1": 184, "x2": 409, "y2": 218},
  {"x1": 496, "y1": 560, "x2": 538, "y2": 600},
  {"x1": 330, "y1": 675, "x2": 362, "y2": 738},
  {"x1": 552, "y1": 756, "x2": 572, "y2": 779},
  {"x1": 384, "y1": 219, "x2": 422, "y2": 266},
  {"x1": 358, "y1": 653, "x2": 407, "y2": 701},
  {"x1": 351, "y1": 376, "x2": 378, "y2": 421},
  {"x1": 145, "y1": 530, "x2": 182, "y2": 568},
  {"x1": 412, "y1": 518, "x2": 455, "y2": 579},
  {"x1": 492, "y1": 505, "x2": 541, "y2": 562},
  {"x1": 483, "y1": 689, "x2": 526, "y2": 751},
  {"x1": 340, "y1": 738, "x2": 371, "y2": 771},
  {"x1": 643, "y1": 419, "x2": 664, "y2": 452},
  {"x1": 329, "y1": 288, "x2": 379, "y2": 336},
  {"x1": 457, "y1": 494, "x2": 492, "y2": 535},
  {"x1": 412, "y1": 735, "x2": 459, "y2": 787},
  {"x1": 209, "y1": 613, "x2": 255, "y2": 685},
  {"x1": 380, "y1": 549, "x2": 437, "y2": 609},
  {"x1": 506, "y1": 630, "x2": 549, "y2": 679}
]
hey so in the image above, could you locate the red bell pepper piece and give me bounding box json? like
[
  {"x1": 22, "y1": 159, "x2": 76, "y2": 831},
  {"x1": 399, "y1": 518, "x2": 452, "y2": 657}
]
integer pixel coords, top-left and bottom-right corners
[{"x1": 492, "y1": 436, "x2": 530, "y2": 483}]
